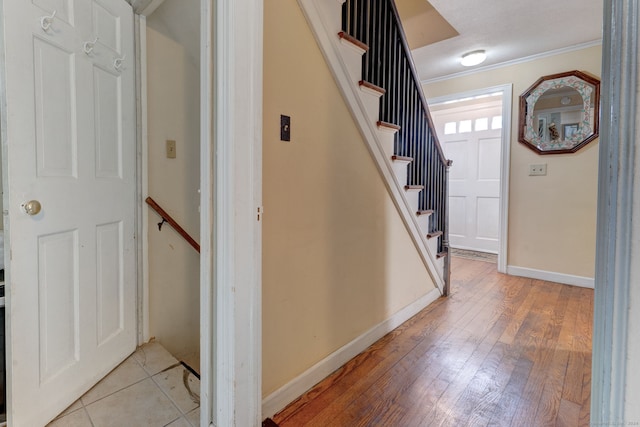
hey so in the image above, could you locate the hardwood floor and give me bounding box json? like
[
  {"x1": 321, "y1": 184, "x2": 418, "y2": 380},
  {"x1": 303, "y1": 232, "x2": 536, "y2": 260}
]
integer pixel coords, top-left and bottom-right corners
[{"x1": 272, "y1": 257, "x2": 593, "y2": 426}]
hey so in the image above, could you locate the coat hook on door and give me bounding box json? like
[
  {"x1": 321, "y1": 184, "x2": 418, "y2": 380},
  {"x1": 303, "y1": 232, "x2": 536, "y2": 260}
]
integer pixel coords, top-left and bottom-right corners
[
  {"x1": 40, "y1": 10, "x2": 57, "y2": 31},
  {"x1": 158, "y1": 218, "x2": 167, "y2": 231},
  {"x1": 113, "y1": 54, "x2": 126, "y2": 71},
  {"x1": 83, "y1": 37, "x2": 99, "y2": 55}
]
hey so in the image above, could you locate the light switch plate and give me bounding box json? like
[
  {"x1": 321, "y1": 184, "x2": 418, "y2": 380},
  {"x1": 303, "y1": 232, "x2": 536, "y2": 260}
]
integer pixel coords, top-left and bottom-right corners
[
  {"x1": 280, "y1": 115, "x2": 291, "y2": 141},
  {"x1": 529, "y1": 163, "x2": 547, "y2": 176},
  {"x1": 166, "y1": 140, "x2": 176, "y2": 158}
]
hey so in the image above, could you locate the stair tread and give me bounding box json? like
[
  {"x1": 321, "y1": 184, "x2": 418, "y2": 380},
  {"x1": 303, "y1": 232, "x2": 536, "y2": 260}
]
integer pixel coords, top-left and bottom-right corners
[
  {"x1": 416, "y1": 210, "x2": 434, "y2": 216},
  {"x1": 392, "y1": 155, "x2": 413, "y2": 162},
  {"x1": 427, "y1": 230, "x2": 443, "y2": 239},
  {"x1": 359, "y1": 80, "x2": 386, "y2": 95},
  {"x1": 436, "y1": 251, "x2": 448, "y2": 259},
  {"x1": 404, "y1": 185, "x2": 424, "y2": 191},
  {"x1": 337, "y1": 31, "x2": 369, "y2": 52},
  {"x1": 377, "y1": 121, "x2": 401, "y2": 131}
]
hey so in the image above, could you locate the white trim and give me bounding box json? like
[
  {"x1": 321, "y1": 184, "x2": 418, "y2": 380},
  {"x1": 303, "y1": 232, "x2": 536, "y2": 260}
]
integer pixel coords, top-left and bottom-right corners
[
  {"x1": 449, "y1": 244, "x2": 497, "y2": 255},
  {"x1": 212, "y1": 0, "x2": 236, "y2": 422},
  {"x1": 421, "y1": 40, "x2": 603, "y2": 85},
  {"x1": 427, "y1": 84, "x2": 512, "y2": 274},
  {"x1": 207, "y1": 0, "x2": 263, "y2": 425},
  {"x1": 251, "y1": 3, "x2": 264, "y2": 424},
  {"x1": 506, "y1": 265, "x2": 594, "y2": 289},
  {"x1": 135, "y1": 13, "x2": 150, "y2": 345},
  {"x1": 131, "y1": 0, "x2": 166, "y2": 16},
  {"x1": 427, "y1": 86, "x2": 508, "y2": 106},
  {"x1": 200, "y1": 0, "x2": 214, "y2": 425},
  {"x1": 591, "y1": 1, "x2": 636, "y2": 423},
  {"x1": 238, "y1": 0, "x2": 263, "y2": 423},
  {"x1": 261, "y1": 287, "x2": 441, "y2": 419},
  {"x1": 298, "y1": 0, "x2": 445, "y2": 291}
]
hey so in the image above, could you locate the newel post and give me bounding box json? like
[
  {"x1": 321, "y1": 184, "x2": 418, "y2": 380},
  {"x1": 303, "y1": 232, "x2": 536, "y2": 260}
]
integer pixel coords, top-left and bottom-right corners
[{"x1": 442, "y1": 159, "x2": 453, "y2": 296}]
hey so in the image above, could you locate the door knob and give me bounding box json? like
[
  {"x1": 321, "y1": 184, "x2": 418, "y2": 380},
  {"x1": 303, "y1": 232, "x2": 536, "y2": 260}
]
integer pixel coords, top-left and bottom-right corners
[{"x1": 22, "y1": 200, "x2": 42, "y2": 216}]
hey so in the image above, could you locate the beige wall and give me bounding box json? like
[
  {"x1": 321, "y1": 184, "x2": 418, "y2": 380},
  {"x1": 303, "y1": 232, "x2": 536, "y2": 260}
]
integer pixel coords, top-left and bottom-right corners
[
  {"x1": 146, "y1": 0, "x2": 200, "y2": 369},
  {"x1": 263, "y1": 0, "x2": 437, "y2": 396},
  {"x1": 424, "y1": 45, "x2": 602, "y2": 278}
]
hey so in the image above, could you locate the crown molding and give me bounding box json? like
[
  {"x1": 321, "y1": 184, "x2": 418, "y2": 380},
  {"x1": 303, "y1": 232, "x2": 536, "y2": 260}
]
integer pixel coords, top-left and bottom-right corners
[{"x1": 421, "y1": 39, "x2": 602, "y2": 85}]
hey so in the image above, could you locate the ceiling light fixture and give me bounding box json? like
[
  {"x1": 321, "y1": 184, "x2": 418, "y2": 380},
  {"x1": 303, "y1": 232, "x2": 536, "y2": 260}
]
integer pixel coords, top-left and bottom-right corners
[{"x1": 460, "y1": 50, "x2": 486, "y2": 67}]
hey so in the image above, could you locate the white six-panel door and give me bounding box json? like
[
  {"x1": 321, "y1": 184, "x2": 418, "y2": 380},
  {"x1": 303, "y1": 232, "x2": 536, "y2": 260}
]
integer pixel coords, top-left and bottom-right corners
[
  {"x1": 431, "y1": 99, "x2": 503, "y2": 254},
  {"x1": 0, "y1": 0, "x2": 136, "y2": 425}
]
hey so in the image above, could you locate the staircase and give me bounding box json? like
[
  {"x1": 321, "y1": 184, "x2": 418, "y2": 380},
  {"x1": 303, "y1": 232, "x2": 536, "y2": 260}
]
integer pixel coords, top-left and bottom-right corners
[{"x1": 298, "y1": 0, "x2": 452, "y2": 294}]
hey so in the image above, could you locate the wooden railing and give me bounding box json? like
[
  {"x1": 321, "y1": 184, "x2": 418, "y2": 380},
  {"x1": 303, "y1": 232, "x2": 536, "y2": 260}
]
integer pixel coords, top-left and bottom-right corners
[
  {"x1": 146, "y1": 197, "x2": 200, "y2": 253},
  {"x1": 341, "y1": 0, "x2": 451, "y2": 290}
]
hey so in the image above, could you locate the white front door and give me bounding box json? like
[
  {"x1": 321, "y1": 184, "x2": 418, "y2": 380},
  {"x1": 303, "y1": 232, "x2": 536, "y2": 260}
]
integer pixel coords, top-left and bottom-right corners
[
  {"x1": 0, "y1": 0, "x2": 136, "y2": 425},
  {"x1": 431, "y1": 99, "x2": 503, "y2": 253}
]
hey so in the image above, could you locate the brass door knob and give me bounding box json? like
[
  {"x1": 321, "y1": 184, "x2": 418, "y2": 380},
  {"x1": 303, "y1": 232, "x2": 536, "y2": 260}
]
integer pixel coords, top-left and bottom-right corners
[{"x1": 22, "y1": 200, "x2": 42, "y2": 216}]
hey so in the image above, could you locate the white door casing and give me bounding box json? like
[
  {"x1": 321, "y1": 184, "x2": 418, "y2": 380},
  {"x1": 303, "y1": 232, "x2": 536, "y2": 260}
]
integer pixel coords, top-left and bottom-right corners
[
  {"x1": 431, "y1": 99, "x2": 503, "y2": 253},
  {"x1": 0, "y1": 0, "x2": 136, "y2": 425}
]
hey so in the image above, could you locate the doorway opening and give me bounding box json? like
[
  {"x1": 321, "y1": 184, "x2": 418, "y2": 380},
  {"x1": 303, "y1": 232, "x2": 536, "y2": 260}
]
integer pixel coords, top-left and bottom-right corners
[
  {"x1": 141, "y1": 0, "x2": 202, "y2": 373},
  {"x1": 0, "y1": 0, "x2": 203, "y2": 425},
  {"x1": 428, "y1": 85, "x2": 512, "y2": 273},
  {"x1": 1, "y1": 0, "x2": 266, "y2": 424},
  {"x1": 45, "y1": 0, "x2": 204, "y2": 424}
]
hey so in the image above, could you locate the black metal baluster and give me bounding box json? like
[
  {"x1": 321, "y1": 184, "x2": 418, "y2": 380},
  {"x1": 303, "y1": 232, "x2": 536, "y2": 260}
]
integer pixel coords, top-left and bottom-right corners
[
  {"x1": 342, "y1": 0, "x2": 450, "y2": 271},
  {"x1": 419, "y1": 112, "x2": 426, "y2": 208}
]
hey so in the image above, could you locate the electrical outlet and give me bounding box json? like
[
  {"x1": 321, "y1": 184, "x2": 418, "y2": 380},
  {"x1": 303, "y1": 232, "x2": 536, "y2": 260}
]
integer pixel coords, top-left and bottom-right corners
[
  {"x1": 166, "y1": 140, "x2": 176, "y2": 158},
  {"x1": 529, "y1": 163, "x2": 547, "y2": 176}
]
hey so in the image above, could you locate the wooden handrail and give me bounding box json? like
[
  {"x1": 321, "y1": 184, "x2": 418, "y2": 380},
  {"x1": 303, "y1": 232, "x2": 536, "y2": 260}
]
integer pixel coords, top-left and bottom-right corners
[{"x1": 145, "y1": 197, "x2": 200, "y2": 253}]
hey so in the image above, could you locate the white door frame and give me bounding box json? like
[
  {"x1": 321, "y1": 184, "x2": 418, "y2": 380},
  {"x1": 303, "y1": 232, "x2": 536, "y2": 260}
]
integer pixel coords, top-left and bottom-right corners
[
  {"x1": 203, "y1": 1, "x2": 263, "y2": 426},
  {"x1": 134, "y1": 12, "x2": 150, "y2": 346},
  {"x1": 591, "y1": 0, "x2": 636, "y2": 423},
  {"x1": 428, "y1": 85, "x2": 512, "y2": 273}
]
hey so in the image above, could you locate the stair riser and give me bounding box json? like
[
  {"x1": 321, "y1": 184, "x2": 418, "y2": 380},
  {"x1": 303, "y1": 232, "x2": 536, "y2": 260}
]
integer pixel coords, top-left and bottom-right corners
[
  {"x1": 324, "y1": 0, "x2": 343, "y2": 33},
  {"x1": 376, "y1": 129, "x2": 396, "y2": 159},
  {"x1": 426, "y1": 236, "x2": 440, "y2": 257},
  {"x1": 391, "y1": 161, "x2": 409, "y2": 187},
  {"x1": 358, "y1": 87, "x2": 383, "y2": 125},
  {"x1": 415, "y1": 214, "x2": 430, "y2": 235},
  {"x1": 404, "y1": 190, "x2": 420, "y2": 216},
  {"x1": 337, "y1": 41, "x2": 366, "y2": 82}
]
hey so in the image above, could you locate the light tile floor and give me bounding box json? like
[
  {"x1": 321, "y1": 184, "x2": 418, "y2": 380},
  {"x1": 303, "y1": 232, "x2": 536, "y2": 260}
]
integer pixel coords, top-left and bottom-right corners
[{"x1": 47, "y1": 342, "x2": 200, "y2": 427}]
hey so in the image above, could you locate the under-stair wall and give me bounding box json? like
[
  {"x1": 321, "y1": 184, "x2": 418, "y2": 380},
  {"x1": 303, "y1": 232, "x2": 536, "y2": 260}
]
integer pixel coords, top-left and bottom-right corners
[
  {"x1": 262, "y1": 0, "x2": 442, "y2": 418},
  {"x1": 297, "y1": 0, "x2": 452, "y2": 288}
]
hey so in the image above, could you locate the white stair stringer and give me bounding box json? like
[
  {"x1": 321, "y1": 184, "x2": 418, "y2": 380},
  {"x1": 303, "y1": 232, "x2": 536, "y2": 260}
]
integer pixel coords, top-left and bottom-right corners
[{"x1": 297, "y1": 0, "x2": 446, "y2": 292}]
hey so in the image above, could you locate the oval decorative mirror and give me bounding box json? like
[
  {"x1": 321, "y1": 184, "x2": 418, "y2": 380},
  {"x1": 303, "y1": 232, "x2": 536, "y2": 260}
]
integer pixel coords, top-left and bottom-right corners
[{"x1": 518, "y1": 70, "x2": 600, "y2": 154}]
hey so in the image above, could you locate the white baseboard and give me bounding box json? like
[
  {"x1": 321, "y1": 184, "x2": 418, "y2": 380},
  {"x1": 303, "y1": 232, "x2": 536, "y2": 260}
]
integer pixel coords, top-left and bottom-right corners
[
  {"x1": 507, "y1": 265, "x2": 594, "y2": 289},
  {"x1": 261, "y1": 287, "x2": 442, "y2": 419}
]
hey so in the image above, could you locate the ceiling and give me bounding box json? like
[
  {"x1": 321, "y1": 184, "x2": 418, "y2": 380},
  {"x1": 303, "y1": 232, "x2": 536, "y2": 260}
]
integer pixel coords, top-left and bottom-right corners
[{"x1": 396, "y1": 0, "x2": 603, "y2": 82}]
